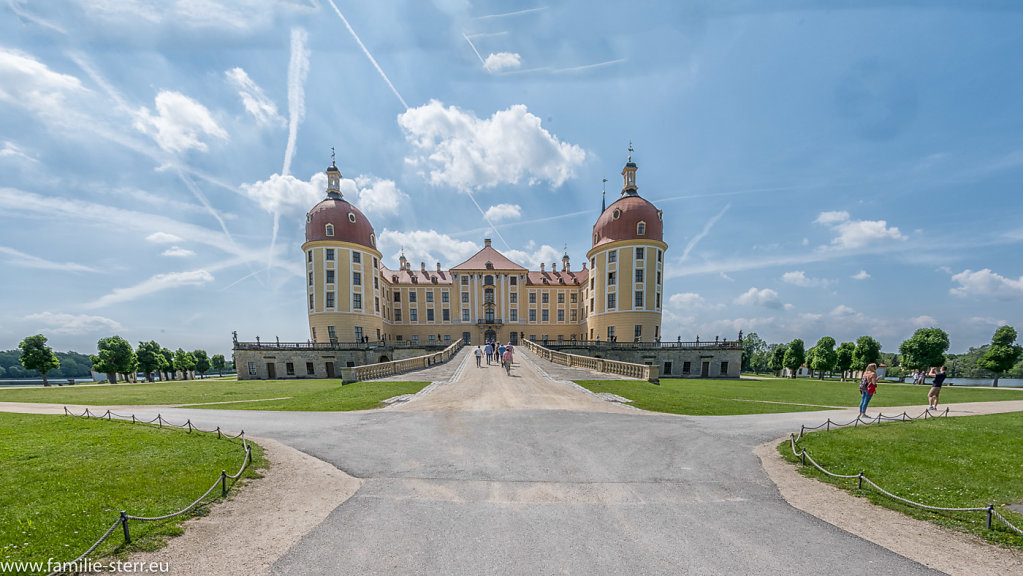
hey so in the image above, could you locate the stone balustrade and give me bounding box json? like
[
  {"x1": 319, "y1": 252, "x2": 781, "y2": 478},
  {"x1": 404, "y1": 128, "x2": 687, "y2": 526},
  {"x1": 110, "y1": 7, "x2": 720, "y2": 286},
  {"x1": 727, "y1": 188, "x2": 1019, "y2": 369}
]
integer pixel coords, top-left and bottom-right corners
[
  {"x1": 524, "y1": 339, "x2": 659, "y2": 383},
  {"x1": 341, "y1": 339, "x2": 464, "y2": 383}
]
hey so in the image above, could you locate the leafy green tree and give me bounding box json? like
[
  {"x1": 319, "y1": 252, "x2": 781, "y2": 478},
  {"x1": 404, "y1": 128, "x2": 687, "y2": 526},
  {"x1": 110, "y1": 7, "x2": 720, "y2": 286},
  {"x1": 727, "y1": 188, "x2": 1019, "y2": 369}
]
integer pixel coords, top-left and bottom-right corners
[
  {"x1": 782, "y1": 339, "x2": 805, "y2": 378},
  {"x1": 91, "y1": 336, "x2": 138, "y2": 384},
  {"x1": 852, "y1": 336, "x2": 882, "y2": 372},
  {"x1": 835, "y1": 342, "x2": 855, "y2": 381},
  {"x1": 977, "y1": 326, "x2": 1023, "y2": 387},
  {"x1": 899, "y1": 328, "x2": 950, "y2": 385},
  {"x1": 769, "y1": 344, "x2": 787, "y2": 376},
  {"x1": 173, "y1": 349, "x2": 196, "y2": 380},
  {"x1": 211, "y1": 354, "x2": 226, "y2": 376},
  {"x1": 807, "y1": 336, "x2": 837, "y2": 380},
  {"x1": 160, "y1": 348, "x2": 175, "y2": 381},
  {"x1": 18, "y1": 335, "x2": 60, "y2": 386},
  {"x1": 0, "y1": 366, "x2": 5, "y2": 378},
  {"x1": 741, "y1": 332, "x2": 766, "y2": 373},
  {"x1": 136, "y1": 341, "x2": 167, "y2": 382},
  {"x1": 192, "y1": 349, "x2": 211, "y2": 378}
]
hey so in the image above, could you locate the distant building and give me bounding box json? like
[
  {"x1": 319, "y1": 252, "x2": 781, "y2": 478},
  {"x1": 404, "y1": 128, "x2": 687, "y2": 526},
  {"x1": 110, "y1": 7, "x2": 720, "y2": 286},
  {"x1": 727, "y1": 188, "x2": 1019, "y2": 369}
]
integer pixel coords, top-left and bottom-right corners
[{"x1": 234, "y1": 147, "x2": 741, "y2": 379}]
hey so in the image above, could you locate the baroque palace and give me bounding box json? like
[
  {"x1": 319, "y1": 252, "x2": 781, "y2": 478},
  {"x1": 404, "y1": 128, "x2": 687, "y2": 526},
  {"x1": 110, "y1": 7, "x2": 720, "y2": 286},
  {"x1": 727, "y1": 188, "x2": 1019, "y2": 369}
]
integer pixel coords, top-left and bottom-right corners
[{"x1": 234, "y1": 149, "x2": 742, "y2": 380}]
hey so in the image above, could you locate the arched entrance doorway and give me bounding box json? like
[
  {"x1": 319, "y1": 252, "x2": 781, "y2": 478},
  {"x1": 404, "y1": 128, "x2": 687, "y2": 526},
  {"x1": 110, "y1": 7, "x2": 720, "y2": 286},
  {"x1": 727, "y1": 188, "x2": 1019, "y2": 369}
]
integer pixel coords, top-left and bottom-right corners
[{"x1": 484, "y1": 329, "x2": 497, "y2": 344}]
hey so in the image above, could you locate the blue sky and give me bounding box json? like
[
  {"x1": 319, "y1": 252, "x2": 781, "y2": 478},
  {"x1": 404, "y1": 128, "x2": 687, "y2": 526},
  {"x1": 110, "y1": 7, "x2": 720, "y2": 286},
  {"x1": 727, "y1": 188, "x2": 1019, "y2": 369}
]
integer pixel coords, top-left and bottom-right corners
[{"x1": 2, "y1": 1, "x2": 1021, "y2": 357}]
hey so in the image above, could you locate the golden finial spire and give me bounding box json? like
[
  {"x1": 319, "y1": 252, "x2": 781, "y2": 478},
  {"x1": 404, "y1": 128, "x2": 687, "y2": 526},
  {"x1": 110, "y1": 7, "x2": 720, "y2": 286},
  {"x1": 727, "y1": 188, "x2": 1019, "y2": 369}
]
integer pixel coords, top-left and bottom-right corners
[{"x1": 628, "y1": 141, "x2": 633, "y2": 162}]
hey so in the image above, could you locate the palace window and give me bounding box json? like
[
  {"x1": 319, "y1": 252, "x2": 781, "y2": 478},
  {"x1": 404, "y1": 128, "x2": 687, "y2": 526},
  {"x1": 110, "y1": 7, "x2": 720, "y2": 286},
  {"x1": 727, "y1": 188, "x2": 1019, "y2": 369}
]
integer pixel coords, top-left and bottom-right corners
[
  {"x1": 327, "y1": 326, "x2": 337, "y2": 339},
  {"x1": 608, "y1": 272, "x2": 616, "y2": 285},
  {"x1": 542, "y1": 293, "x2": 549, "y2": 304},
  {"x1": 309, "y1": 294, "x2": 314, "y2": 309},
  {"x1": 721, "y1": 362, "x2": 729, "y2": 374},
  {"x1": 484, "y1": 288, "x2": 495, "y2": 303},
  {"x1": 393, "y1": 291, "x2": 401, "y2": 302},
  {"x1": 348, "y1": 212, "x2": 356, "y2": 223},
  {"x1": 635, "y1": 270, "x2": 643, "y2": 283},
  {"x1": 286, "y1": 362, "x2": 295, "y2": 376},
  {"x1": 461, "y1": 276, "x2": 469, "y2": 285},
  {"x1": 326, "y1": 292, "x2": 335, "y2": 308},
  {"x1": 427, "y1": 309, "x2": 434, "y2": 322},
  {"x1": 542, "y1": 310, "x2": 549, "y2": 322},
  {"x1": 557, "y1": 293, "x2": 564, "y2": 303},
  {"x1": 308, "y1": 250, "x2": 312, "y2": 263},
  {"x1": 426, "y1": 291, "x2": 434, "y2": 303},
  {"x1": 326, "y1": 270, "x2": 335, "y2": 284},
  {"x1": 608, "y1": 250, "x2": 616, "y2": 263},
  {"x1": 656, "y1": 293, "x2": 661, "y2": 308},
  {"x1": 657, "y1": 250, "x2": 662, "y2": 262},
  {"x1": 326, "y1": 249, "x2": 335, "y2": 261},
  {"x1": 529, "y1": 292, "x2": 536, "y2": 304},
  {"x1": 607, "y1": 294, "x2": 616, "y2": 308},
  {"x1": 325, "y1": 224, "x2": 334, "y2": 236},
  {"x1": 571, "y1": 310, "x2": 577, "y2": 322},
  {"x1": 308, "y1": 272, "x2": 313, "y2": 286},
  {"x1": 395, "y1": 309, "x2": 402, "y2": 321},
  {"x1": 353, "y1": 272, "x2": 361, "y2": 286},
  {"x1": 353, "y1": 252, "x2": 361, "y2": 263},
  {"x1": 510, "y1": 293, "x2": 517, "y2": 303},
  {"x1": 656, "y1": 271, "x2": 661, "y2": 284},
  {"x1": 307, "y1": 362, "x2": 315, "y2": 375},
  {"x1": 248, "y1": 362, "x2": 257, "y2": 376},
  {"x1": 410, "y1": 309, "x2": 418, "y2": 322},
  {"x1": 354, "y1": 327, "x2": 363, "y2": 341},
  {"x1": 635, "y1": 247, "x2": 644, "y2": 260},
  {"x1": 570, "y1": 293, "x2": 578, "y2": 303},
  {"x1": 462, "y1": 292, "x2": 469, "y2": 303},
  {"x1": 557, "y1": 310, "x2": 564, "y2": 322},
  {"x1": 442, "y1": 291, "x2": 449, "y2": 303},
  {"x1": 484, "y1": 275, "x2": 494, "y2": 286},
  {"x1": 510, "y1": 276, "x2": 517, "y2": 285},
  {"x1": 510, "y1": 310, "x2": 518, "y2": 321},
  {"x1": 353, "y1": 294, "x2": 362, "y2": 309},
  {"x1": 529, "y1": 310, "x2": 536, "y2": 322},
  {"x1": 462, "y1": 309, "x2": 470, "y2": 321},
  {"x1": 635, "y1": 291, "x2": 643, "y2": 307},
  {"x1": 442, "y1": 309, "x2": 450, "y2": 321},
  {"x1": 375, "y1": 297, "x2": 380, "y2": 312},
  {"x1": 607, "y1": 326, "x2": 616, "y2": 339},
  {"x1": 409, "y1": 292, "x2": 417, "y2": 302},
  {"x1": 637, "y1": 221, "x2": 646, "y2": 235}
]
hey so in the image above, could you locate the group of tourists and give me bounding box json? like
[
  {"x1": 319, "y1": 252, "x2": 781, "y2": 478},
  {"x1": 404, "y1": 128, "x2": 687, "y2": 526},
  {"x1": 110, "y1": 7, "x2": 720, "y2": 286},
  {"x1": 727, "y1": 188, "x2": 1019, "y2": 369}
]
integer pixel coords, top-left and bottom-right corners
[
  {"x1": 857, "y1": 364, "x2": 948, "y2": 418},
  {"x1": 474, "y1": 341, "x2": 515, "y2": 373}
]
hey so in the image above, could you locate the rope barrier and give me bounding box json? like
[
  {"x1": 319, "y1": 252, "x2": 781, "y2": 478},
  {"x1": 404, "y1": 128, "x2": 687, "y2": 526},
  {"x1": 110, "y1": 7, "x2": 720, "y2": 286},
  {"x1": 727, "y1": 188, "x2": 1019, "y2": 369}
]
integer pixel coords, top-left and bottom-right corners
[
  {"x1": 788, "y1": 407, "x2": 1022, "y2": 537},
  {"x1": 44, "y1": 408, "x2": 253, "y2": 576}
]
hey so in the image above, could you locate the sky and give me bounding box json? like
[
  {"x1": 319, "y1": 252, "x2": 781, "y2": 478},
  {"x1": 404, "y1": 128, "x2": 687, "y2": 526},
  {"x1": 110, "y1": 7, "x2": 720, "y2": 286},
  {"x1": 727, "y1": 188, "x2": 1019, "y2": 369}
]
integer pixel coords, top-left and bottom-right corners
[{"x1": 1, "y1": 1, "x2": 1022, "y2": 358}]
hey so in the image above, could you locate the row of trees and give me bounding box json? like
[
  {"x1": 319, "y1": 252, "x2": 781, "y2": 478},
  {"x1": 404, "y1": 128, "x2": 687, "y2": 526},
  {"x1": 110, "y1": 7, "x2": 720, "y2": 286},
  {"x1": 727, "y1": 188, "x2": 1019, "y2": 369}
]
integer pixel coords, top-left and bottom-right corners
[
  {"x1": 741, "y1": 326, "x2": 1022, "y2": 386},
  {"x1": 0, "y1": 348, "x2": 93, "y2": 379},
  {"x1": 15, "y1": 334, "x2": 229, "y2": 386}
]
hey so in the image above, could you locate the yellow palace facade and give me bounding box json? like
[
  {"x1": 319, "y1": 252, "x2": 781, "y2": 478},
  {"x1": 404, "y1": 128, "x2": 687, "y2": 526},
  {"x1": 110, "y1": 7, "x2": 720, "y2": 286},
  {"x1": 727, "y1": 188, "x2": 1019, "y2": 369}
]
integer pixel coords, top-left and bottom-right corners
[{"x1": 302, "y1": 153, "x2": 666, "y2": 348}]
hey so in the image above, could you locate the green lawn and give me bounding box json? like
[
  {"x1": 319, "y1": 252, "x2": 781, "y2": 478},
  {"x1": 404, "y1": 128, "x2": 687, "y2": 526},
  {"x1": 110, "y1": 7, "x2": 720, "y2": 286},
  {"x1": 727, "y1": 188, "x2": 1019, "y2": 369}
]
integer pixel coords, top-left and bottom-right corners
[
  {"x1": 779, "y1": 412, "x2": 1023, "y2": 550},
  {"x1": 575, "y1": 378, "x2": 1023, "y2": 416},
  {"x1": 0, "y1": 379, "x2": 430, "y2": 411},
  {"x1": 0, "y1": 413, "x2": 266, "y2": 572}
]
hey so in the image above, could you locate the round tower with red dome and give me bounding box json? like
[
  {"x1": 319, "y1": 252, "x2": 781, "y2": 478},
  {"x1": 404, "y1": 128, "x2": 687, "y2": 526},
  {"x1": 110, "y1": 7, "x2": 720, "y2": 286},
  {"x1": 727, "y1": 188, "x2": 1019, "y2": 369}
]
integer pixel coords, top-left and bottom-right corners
[
  {"x1": 585, "y1": 145, "x2": 666, "y2": 342},
  {"x1": 302, "y1": 158, "x2": 384, "y2": 344}
]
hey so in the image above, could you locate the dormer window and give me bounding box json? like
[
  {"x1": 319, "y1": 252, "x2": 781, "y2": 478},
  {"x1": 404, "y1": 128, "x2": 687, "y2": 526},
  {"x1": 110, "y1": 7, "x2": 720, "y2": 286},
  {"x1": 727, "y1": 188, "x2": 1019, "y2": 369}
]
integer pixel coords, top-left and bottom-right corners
[
  {"x1": 370, "y1": 234, "x2": 376, "y2": 247},
  {"x1": 612, "y1": 209, "x2": 621, "y2": 220},
  {"x1": 348, "y1": 212, "x2": 357, "y2": 223},
  {"x1": 637, "y1": 221, "x2": 646, "y2": 235},
  {"x1": 325, "y1": 224, "x2": 334, "y2": 236}
]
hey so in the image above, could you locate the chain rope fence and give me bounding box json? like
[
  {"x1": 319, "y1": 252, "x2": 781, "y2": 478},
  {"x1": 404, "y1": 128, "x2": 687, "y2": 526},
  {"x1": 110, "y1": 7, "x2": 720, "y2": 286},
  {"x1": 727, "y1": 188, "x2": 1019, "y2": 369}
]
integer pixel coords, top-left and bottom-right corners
[
  {"x1": 43, "y1": 407, "x2": 254, "y2": 576},
  {"x1": 788, "y1": 407, "x2": 1023, "y2": 537}
]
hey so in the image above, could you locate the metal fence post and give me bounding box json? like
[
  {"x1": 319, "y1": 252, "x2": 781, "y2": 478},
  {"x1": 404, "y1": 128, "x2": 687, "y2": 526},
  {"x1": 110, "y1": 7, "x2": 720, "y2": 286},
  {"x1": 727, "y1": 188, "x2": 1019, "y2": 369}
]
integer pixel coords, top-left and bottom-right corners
[
  {"x1": 857, "y1": 472, "x2": 863, "y2": 490},
  {"x1": 187, "y1": 420, "x2": 193, "y2": 433},
  {"x1": 987, "y1": 504, "x2": 994, "y2": 529},
  {"x1": 800, "y1": 450, "x2": 806, "y2": 466},
  {"x1": 121, "y1": 511, "x2": 130, "y2": 543},
  {"x1": 221, "y1": 470, "x2": 227, "y2": 497},
  {"x1": 826, "y1": 419, "x2": 831, "y2": 431}
]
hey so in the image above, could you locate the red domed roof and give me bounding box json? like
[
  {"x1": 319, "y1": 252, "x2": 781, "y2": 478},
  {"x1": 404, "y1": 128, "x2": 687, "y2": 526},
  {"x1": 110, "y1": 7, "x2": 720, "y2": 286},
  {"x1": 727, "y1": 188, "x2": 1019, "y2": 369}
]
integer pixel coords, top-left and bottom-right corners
[
  {"x1": 592, "y1": 194, "x2": 662, "y2": 247},
  {"x1": 305, "y1": 195, "x2": 377, "y2": 249}
]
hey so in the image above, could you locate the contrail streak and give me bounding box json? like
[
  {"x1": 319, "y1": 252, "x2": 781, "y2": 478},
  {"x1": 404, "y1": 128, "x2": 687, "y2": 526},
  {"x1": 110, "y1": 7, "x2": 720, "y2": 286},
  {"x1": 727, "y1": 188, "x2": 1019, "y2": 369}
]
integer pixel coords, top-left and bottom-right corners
[
  {"x1": 465, "y1": 189, "x2": 511, "y2": 249},
  {"x1": 474, "y1": 6, "x2": 547, "y2": 20},
  {"x1": 462, "y1": 33, "x2": 486, "y2": 65},
  {"x1": 282, "y1": 28, "x2": 309, "y2": 177},
  {"x1": 327, "y1": 0, "x2": 408, "y2": 110},
  {"x1": 681, "y1": 203, "x2": 730, "y2": 262}
]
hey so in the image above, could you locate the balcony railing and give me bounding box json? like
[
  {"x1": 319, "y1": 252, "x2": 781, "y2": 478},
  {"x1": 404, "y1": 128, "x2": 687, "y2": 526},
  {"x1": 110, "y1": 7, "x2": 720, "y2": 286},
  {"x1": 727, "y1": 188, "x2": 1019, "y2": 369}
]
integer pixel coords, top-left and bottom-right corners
[
  {"x1": 534, "y1": 339, "x2": 743, "y2": 351},
  {"x1": 477, "y1": 319, "x2": 503, "y2": 325},
  {"x1": 523, "y1": 339, "x2": 659, "y2": 383}
]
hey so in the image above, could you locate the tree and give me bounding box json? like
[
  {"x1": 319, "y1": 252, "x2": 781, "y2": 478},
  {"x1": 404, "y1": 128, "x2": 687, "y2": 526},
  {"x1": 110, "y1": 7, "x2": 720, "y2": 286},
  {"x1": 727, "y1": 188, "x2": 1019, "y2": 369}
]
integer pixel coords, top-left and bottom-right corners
[
  {"x1": 136, "y1": 341, "x2": 167, "y2": 383},
  {"x1": 173, "y1": 349, "x2": 196, "y2": 380},
  {"x1": 977, "y1": 326, "x2": 1023, "y2": 387},
  {"x1": 835, "y1": 342, "x2": 855, "y2": 381},
  {"x1": 90, "y1": 336, "x2": 137, "y2": 384},
  {"x1": 160, "y1": 348, "x2": 175, "y2": 381},
  {"x1": 782, "y1": 339, "x2": 805, "y2": 378},
  {"x1": 852, "y1": 336, "x2": 882, "y2": 372},
  {"x1": 211, "y1": 354, "x2": 226, "y2": 376},
  {"x1": 19, "y1": 334, "x2": 60, "y2": 386},
  {"x1": 807, "y1": 336, "x2": 837, "y2": 380},
  {"x1": 769, "y1": 344, "x2": 787, "y2": 377},
  {"x1": 193, "y1": 350, "x2": 211, "y2": 378},
  {"x1": 899, "y1": 328, "x2": 950, "y2": 385},
  {"x1": 741, "y1": 332, "x2": 766, "y2": 373}
]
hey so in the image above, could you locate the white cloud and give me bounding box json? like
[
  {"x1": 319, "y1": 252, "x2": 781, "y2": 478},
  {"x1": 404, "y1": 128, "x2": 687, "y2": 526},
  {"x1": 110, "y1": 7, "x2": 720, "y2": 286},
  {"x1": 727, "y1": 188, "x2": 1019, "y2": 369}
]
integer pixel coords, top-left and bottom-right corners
[
  {"x1": 70, "y1": 0, "x2": 314, "y2": 31},
  {"x1": 830, "y1": 304, "x2": 858, "y2": 317},
  {"x1": 346, "y1": 176, "x2": 409, "y2": 215},
  {"x1": 0, "y1": 246, "x2": 97, "y2": 273},
  {"x1": 398, "y1": 99, "x2": 586, "y2": 190},
  {"x1": 240, "y1": 172, "x2": 325, "y2": 216},
  {"x1": 734, "y1": 287, "x2": 783, "y2": 309},
  {"x1": 950, "y1": 268, "x2": 1023, "y2": 300},
  {"x1": 910, "y1": 315, "x2": 938, "y2": 328},
  {"x1": 0, "y1": 141, "x2": 35, "y2": 162},
  {"x1": 146, "y1": 232, "x2": 184, "y2": 244},
  {"x1": 0, "y1": 48, "x2": 86, "y2": 115},
  {"x1": 815, "y1": 210, "x2": 906, "y2": 250},
  {"x1": 483, "y1": 52, "x2": 522, "y2": 73},
  {"x1": 23, "y1": 312, "x2": 122, "y2": 335},
  {"x1": 85, "y1": 269, "x2": 215, "y2": 309},
  {"x1": 852, "y1": 269, "x2": 871, "y2": 280},
  {"x1": 134, "y1": 90, "x2": 228, "y2": 154},
  {"x1": 503, "y1": 243, "x2": 562, "y2": 270},
  {"x1": 484, "y1": 203, "x2": 522, "y2": 222},
  {"x1": 782, "y1": 271, "x2": 813, "y2": 287},
  {"x1": 225, "y1": 67, "x2": 284, "y2": 127},
  {"x1": 379, "y1": 229, "x2": 479, "y2": 269},
  {"x1": 162, "y1": 246, "x2": 196, "y2": 257},
  {"x1": 669, "y1": 293, "x2": 705, "y2": 308}
]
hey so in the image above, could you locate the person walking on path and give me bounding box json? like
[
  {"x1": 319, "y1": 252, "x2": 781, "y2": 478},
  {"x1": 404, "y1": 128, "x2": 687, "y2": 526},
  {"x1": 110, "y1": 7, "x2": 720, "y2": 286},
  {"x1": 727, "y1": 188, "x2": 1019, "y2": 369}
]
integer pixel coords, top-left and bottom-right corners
[
  {"x1": 502, "y1": 348, "x2": 513, "y2": 375},
  {"x1": 484, "y1": 342, "x2": 494, "y2": 365},
  {"x1": 474, "y1": 346, "x2": 482, "y2": 368},
  {"x1": 928, "y1": 366, "x2": 947, "y2": 410},
  {"x1": 498, "y1": 344, "x2": 507, "y2": 368},
  {"x1": 504, "y1": 343, "x2": 514, "y2": 366},
  {"x1": 859, "y1": 363, "x2": 879, "y2": 418}
]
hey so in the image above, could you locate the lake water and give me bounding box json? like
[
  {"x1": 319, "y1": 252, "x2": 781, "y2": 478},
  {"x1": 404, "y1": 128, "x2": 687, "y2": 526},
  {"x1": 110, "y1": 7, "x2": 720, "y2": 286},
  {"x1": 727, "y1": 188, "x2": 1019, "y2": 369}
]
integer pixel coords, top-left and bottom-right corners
[{"x1": 944, "y1": 377, "x2": 1023, "y2": 388}]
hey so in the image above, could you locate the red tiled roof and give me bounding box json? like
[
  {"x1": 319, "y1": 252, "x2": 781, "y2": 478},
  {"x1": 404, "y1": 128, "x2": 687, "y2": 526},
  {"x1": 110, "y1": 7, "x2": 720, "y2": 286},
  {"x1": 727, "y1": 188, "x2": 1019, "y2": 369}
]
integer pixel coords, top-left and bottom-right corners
[
  {"x1": 380, "y1": 265, "x2": 452, "y2": 286},
  {"x1": 450, "y1": 245, "x2": 528, "y2": 271},
  {"x1": 525, "y1": 269, "x2": 588, "y2": 286},
  {"x1": 592, "y1": 194, "x2": 662, "y2": 247}
]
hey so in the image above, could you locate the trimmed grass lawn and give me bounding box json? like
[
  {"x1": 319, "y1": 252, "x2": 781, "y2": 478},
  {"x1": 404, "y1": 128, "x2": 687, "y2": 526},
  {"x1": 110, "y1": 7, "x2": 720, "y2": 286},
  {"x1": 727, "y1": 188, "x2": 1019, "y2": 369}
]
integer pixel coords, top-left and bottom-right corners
[
  {"x1": 575, "y1": 378, "x2": 1023, "y2": 416},
  {"x1": 0, "y1": 379, "x2": 430, "y2": 411},
  {"x1": 0, "y1": 413, "x2": 266, "y2": 571},
  {"x1": 779, "y1": 412, "x2": 1023, "y2": 550}
]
